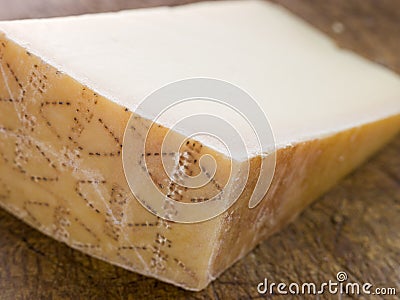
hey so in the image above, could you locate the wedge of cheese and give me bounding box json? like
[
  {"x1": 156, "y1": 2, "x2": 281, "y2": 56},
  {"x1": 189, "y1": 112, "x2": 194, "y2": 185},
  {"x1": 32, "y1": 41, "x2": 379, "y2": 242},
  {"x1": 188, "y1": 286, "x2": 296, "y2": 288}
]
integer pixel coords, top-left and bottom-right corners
[{"x1": 0, "y1": 0, "x2": 399, "y2": 291}]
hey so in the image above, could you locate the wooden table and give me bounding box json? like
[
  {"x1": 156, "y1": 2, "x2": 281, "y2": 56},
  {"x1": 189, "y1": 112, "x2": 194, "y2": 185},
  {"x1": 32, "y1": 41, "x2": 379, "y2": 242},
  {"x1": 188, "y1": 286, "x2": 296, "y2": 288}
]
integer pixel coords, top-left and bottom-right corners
[{"x1": 0, "y1": 1, "x2": 399, "y2": 299}]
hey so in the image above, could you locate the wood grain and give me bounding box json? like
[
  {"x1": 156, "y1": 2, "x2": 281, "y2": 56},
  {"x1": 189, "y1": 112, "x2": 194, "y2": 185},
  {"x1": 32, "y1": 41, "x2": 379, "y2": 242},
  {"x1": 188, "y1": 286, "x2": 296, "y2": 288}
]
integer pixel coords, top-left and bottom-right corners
[{"x1": 0, "y1": 1, "x2": 399, "y2": 299}]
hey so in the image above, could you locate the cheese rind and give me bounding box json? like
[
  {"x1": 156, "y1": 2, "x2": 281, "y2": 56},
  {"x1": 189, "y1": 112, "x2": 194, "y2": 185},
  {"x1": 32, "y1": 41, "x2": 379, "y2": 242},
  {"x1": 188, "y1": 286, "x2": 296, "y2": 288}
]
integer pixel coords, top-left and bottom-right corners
[{"x1": 0, "y1": 0, "x2": 400, "y2": 291}]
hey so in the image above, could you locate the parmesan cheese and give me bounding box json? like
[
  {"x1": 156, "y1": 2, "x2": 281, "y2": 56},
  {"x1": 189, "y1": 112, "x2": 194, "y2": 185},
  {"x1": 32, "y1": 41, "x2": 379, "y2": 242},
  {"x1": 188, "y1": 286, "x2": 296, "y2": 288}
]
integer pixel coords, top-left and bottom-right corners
[{"x1": 0, "y1": 0, "x2": 399, "y2": 290}]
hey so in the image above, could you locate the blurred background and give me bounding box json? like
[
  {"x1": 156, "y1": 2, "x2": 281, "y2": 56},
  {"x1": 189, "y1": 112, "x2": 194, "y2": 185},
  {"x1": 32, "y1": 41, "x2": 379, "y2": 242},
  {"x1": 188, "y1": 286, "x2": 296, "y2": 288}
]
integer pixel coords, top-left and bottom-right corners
[{"x1": 0, "y1": 1, "x2": 399, "y2": 299}]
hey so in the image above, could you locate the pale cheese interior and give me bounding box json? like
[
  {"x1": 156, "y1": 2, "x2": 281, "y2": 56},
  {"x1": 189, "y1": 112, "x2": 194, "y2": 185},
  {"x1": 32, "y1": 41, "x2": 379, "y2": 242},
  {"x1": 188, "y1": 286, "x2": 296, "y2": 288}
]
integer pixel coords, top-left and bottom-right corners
[{"x1": 0, "y1": 0, "x2": 399, "y2": 157}]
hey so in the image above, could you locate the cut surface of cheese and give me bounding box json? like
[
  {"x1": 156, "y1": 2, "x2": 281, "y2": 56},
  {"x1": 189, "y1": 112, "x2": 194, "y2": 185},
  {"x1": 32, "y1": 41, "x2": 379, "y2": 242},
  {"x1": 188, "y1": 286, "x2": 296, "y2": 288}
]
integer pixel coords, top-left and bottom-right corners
[
  {"x1": 1, "y1": 0, "x2": 399, "y2": 153},
  {"x1": 0, "y1": 0, "x2": 399, "y2": 291}
]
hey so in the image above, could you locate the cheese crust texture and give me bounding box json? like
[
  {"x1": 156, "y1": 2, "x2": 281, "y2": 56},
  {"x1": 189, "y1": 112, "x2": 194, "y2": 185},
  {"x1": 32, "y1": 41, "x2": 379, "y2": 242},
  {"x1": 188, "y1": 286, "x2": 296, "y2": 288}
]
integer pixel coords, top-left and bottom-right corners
[{"x1": 0, "y1": 0, "x2": 399, "y2": 290}]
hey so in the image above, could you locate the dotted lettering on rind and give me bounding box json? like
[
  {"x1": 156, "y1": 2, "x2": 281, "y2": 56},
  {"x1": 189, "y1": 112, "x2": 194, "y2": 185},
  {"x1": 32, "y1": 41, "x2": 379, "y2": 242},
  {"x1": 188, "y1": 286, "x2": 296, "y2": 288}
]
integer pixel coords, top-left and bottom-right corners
[{"x1": 0, "y1": 39, "x2": 199, "y2": 286}]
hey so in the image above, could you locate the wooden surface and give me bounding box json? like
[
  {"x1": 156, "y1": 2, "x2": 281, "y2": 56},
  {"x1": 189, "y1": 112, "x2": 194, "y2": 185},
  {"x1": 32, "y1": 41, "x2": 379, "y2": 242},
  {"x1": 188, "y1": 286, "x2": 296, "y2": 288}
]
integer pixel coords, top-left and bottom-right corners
[{"x1": 0, "y1": 1, "x2": 399, "y2": 299}]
